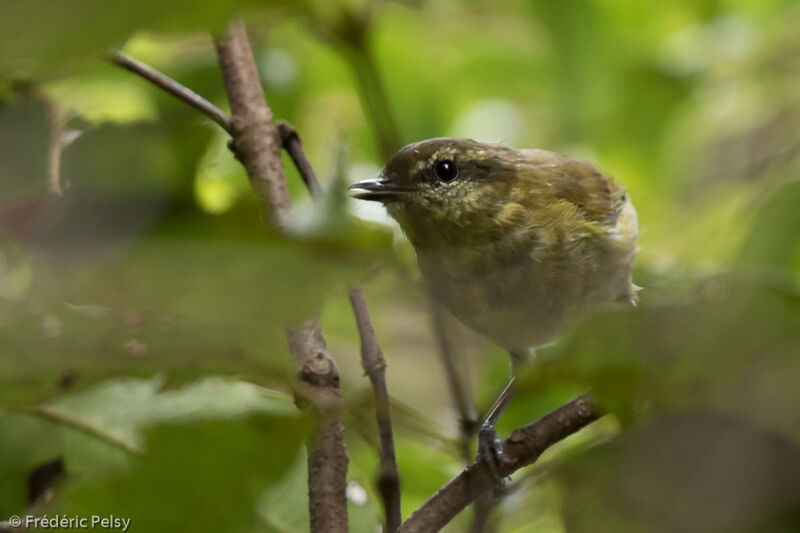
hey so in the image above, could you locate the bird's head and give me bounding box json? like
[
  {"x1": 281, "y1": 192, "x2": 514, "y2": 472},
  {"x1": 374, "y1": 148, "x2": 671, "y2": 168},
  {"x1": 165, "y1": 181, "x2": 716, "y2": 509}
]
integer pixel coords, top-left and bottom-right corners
[{"x1": 350, "y1": 138, "x2": 527, "y2": 248}]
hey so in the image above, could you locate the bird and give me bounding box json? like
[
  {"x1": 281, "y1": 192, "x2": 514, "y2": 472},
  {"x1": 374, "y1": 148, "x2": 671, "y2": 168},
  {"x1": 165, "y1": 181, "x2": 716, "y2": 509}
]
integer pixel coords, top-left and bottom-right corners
[{"x1": 349, "y1": 137, "x2": 638, "y2": 477}]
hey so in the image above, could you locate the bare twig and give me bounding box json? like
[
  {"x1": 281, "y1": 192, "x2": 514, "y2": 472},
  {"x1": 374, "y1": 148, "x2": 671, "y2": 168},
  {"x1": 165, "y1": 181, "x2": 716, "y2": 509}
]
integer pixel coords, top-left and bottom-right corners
[
  {"x1": 214, "y1": 19, "x2": 348, "y2": 532},
  {"x1": 43, "y1": 98, "x2": 65, "y2": 196},
  {"x1": 277, "y1": 121, "x2": 323, "y2": 199},
  {"x1": 29, "y1": 86, "x2": 67, "y2": 196},
  {"x1": 430, "y1": 302, "x2": 477, "y2": 464},
  {"x1": 111, "y1": 51, "x2": 232, "y2": 133},
  {"x1": 397, "y1": 395, "x2": 600, "y2": 533},
  {"x1": 348, "y1": 286, "x2": 402, "y2": 532}
]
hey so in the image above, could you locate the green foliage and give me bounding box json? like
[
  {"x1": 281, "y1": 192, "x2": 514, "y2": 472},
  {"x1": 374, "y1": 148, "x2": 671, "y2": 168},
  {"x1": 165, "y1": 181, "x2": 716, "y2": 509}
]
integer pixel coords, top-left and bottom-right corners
[
  {"x1": 1, "y1": 0, "x2": 799, "y2": 531},
  {"x1": 57, "y1": 416, "x2": 307, "y2": 533}
]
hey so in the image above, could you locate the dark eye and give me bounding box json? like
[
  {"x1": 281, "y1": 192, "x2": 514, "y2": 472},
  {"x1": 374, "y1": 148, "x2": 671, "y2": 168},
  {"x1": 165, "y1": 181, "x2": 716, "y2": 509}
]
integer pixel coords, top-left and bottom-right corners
[{"x1": 434, "y1": 159, "x2": 458, "y2": 182}]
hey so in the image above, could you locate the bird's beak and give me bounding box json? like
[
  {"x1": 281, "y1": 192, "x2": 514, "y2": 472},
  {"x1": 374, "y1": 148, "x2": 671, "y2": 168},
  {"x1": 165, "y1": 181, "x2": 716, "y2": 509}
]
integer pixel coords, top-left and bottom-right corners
[{"x1": 348, "y1": 178, "x2": 414, "y2": 202}]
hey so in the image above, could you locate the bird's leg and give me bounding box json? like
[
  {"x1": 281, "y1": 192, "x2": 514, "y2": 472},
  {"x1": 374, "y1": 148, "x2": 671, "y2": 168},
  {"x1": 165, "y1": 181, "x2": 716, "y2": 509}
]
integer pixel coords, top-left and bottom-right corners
[{"x1": 476, "y1": 375, "x2": 517, "y2": 483}]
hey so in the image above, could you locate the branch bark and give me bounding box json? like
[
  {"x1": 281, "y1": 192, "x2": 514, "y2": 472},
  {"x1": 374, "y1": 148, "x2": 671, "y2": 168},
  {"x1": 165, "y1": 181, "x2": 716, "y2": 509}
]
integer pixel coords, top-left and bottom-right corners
[
  {"x1": 348, "y1": 286, "x2": 401, "y2": 533},
  {"x1": 215, "y1": 21, "x2": 292, "y2": 230},
  {"x1": 288, "y1": 319, "x2": 349, "y2": 533},
  {"x1": 397, "y1": 395, "x2": 600, "y2": 533},
  {"x1": 213, "y1": 19, "x2": 348, "y2": 532}
]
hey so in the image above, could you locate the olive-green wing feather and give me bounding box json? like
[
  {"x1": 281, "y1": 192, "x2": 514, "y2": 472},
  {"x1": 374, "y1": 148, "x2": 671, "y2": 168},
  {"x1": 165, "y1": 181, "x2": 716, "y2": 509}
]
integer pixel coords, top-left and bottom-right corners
[{"x1": 522, "y1": 149, "x2": 627, "y2": 226}]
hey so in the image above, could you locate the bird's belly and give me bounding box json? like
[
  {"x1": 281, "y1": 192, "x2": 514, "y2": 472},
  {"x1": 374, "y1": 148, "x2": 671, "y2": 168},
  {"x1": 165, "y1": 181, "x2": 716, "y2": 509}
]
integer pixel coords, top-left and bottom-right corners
[{"x1": 418, "y1": 239, "x2": 632, "y2": 352}]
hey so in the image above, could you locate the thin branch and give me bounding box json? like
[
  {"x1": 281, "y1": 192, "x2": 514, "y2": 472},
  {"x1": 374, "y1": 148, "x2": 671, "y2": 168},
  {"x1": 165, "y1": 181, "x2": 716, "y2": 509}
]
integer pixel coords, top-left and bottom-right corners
[
  {"x1": 44, "y1": 98, "x2": 65, "y2": 196},
  {"x1": 348, "y1": 286, "x2": 402, "y2": 533},
  {"x1": 110, "y1": 51, "x2": 233, "y2": 134},
  {"x1": 29, "y1": 85, "x2": 67, "y2": 196},
  {"x1": 214, "y1": 19, "x2": 348, "y2": 532},
  {"x1": 397, "y1": 395, "x2": 600, "y2": 533},
  {"x1": 277, "y1": 121, "x2": 323, "y2": 199},
  {"x1": 430, "y1": 302, "x2": 477, "y2": 464}
]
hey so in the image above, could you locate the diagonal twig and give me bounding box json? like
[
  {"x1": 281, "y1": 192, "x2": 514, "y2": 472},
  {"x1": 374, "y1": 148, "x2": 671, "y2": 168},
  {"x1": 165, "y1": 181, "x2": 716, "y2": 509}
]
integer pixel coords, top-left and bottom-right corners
[
  {"x1": 110, "y1": 51, "x2": 233, "y2": 133},
  {"x1": 276, "y1": 121, "x2": 323, "y2": 199}
]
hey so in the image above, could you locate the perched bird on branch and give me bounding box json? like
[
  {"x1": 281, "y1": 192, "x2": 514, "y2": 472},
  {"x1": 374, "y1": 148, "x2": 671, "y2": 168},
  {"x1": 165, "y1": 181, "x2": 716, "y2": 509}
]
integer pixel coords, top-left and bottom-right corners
[{"x1": 350, "y1": 138, "x2": 638, "y2": 477}]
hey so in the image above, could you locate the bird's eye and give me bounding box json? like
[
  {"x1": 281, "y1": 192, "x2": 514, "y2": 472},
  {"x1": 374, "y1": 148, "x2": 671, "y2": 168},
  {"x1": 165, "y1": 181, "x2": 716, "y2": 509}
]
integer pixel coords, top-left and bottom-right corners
[{"x1": 434, "y1": 159, "x2": 458, "y2": 182}]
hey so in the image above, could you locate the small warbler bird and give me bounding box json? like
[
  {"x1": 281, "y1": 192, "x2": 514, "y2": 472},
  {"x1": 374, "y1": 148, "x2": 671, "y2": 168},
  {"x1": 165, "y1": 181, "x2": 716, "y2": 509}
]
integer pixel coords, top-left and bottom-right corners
[{"x1": 350, "y1": 138, "x2": 638, "y2": 473}]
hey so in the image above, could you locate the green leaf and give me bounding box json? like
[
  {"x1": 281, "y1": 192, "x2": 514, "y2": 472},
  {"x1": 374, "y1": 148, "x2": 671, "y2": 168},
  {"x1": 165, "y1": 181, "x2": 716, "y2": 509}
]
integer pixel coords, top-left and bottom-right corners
[
  {"x1": 737, "y1": 179, "x2": 800, "y2": 270},
  {"x1": 0, "y1": 376, "x2": 298, "y2": 516},
  {"x1": 0, "y1": 0, "x2": 298, "y2": 77},
  {"x1": 558, "y1": 413, "x2": 800, "y2": 533},
  {"x1": 38, "y1": 375, "x2": 296, "y2": 450},
  {"x1": 55, "y1": 415, "x2": 309, "y2": 533}
]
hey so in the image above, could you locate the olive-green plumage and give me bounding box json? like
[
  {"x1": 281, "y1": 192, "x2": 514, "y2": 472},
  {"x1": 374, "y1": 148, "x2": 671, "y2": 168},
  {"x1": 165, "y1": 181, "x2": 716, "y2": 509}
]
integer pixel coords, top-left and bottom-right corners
[{"x1": 351, "y1": 138, "x2": 638, "y2": 354}]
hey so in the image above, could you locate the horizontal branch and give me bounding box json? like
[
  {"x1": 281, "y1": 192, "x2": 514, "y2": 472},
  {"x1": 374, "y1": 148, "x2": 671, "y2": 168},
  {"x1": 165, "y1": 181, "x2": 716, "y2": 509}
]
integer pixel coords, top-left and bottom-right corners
[
  {"x1": 110, "y1": 51, "x2": 232, "y2": 133},
  {"x1": 398, "y1": 395, "x2": 600, "y2": 533}
]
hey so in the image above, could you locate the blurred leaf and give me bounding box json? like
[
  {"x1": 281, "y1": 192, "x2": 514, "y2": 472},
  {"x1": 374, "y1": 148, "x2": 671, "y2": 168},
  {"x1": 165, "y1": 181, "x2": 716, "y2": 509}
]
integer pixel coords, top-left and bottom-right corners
[
  {"x1": 0, "y1": 93, "x2": 48, "y2": 207},
  {"x1": 0, "y1": 0, "x2": 300, "y2": 77},
  {"x1": 0, "y1": 376, "x2": 297, "y2": 516},
  {"x1": 39, "y1": 375, "x2": 296, "y2": 450},
  {"x1": 0, "y1": 411, "x2": 132, "y2": 517},
  {"x1": 737, "y1": 179, "x2": 800, "y2": 270},
  {"x1": 0, "y1": 231, "x2": 382, "y2": 404},
  {"x1": 558, "y1": 413, "x2": 800, "y2": 533},
  {"x1": 194, "y1": 130, "x2": 250, "y2": 214},
  {"x1": 55, "y1": 415, "x2": 309, "y2": 533},
  {"x1": 44, "y1": 73, "x2": 158, "y2": 125},
  {"x1": 524, "y1": 270, "x2": 800, "y2": 434},
  {"x1": 258, "y1": 449, "x2": 381, "y2": 533}
]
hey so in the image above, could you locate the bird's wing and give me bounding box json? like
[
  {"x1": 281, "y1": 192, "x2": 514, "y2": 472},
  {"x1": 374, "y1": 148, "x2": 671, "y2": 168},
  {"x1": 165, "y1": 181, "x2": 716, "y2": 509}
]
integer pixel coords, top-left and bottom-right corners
[{"x1": 524, "y1": 149, "x2": 628, "y2": 227}]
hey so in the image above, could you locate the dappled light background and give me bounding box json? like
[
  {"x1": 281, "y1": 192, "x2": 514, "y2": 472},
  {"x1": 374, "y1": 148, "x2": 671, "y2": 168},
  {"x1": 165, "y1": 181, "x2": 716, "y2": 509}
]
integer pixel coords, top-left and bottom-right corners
[{"x1": 1, "y1": 0, "x2": 799, "y2": 531}]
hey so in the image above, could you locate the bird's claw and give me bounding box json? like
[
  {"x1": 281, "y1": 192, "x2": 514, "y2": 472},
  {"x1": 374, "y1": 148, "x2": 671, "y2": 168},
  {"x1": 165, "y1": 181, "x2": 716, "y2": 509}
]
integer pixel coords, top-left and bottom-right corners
[{"x1": 477, "y1": 422, "x2": 507, "y2": 487}]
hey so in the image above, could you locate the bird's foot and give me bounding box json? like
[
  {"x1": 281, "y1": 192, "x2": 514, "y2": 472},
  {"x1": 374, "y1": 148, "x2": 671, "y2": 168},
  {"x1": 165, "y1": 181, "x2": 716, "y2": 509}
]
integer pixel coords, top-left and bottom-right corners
[{"x1": 476, "y1": 421, "x2": 508, "y2": 486}]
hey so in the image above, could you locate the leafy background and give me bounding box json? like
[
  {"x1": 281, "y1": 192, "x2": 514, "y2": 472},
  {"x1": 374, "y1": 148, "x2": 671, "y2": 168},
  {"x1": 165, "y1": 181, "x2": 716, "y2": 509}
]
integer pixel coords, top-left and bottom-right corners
[{"x1": 1, "y1": 0, "x2": 799, "y2": 531}]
